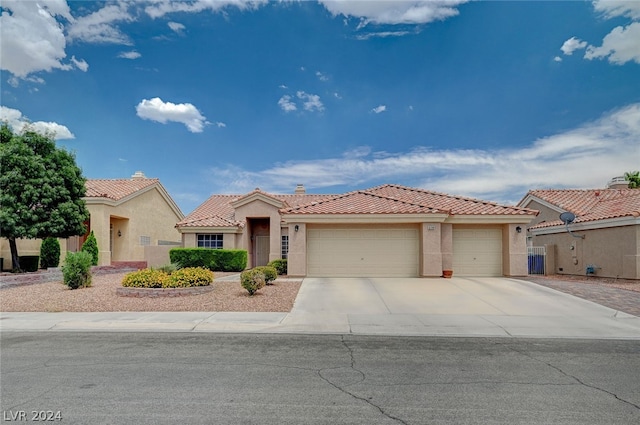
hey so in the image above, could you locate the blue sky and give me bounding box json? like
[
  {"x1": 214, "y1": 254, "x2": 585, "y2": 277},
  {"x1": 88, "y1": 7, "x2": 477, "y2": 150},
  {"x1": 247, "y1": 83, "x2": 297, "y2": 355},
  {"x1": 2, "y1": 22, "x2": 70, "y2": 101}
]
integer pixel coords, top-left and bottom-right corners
[{"x1": 2, "y1": 0, "x2": 639, "y2": 215}]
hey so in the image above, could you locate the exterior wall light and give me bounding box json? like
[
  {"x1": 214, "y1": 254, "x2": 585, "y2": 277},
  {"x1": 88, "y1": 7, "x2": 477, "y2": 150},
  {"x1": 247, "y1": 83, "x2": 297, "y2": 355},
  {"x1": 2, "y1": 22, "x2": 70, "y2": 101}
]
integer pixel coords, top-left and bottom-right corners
[
  {"x1": 294, "y1": 225, "x2": 299, "y2": 232},
  {"x1": 516, "y1": 226, "x2": 522, "y2": 233},
  {"x1": 118, "y1": 230, "x2": 122, "y2": 237}
]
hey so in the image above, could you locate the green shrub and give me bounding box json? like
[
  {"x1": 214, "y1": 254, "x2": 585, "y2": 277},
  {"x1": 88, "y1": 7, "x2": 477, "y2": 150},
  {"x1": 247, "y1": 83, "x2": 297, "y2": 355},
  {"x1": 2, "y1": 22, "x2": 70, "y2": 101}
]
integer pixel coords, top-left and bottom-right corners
[
  {"x1": 213, "y1": 249, "x2": 247, "y2": 272},
  {"x1": 19, "y1": 256, "x2": 40, "y2": 272},
  {"x1": 122, "y1": 267, "x2": 214, "y2": 288},
  {"x1": 40, "y1": 238, "x2": 61, "y2": 269},
  {"x1": 169, "y1": 248, "x2": 248, "y2": 272},
  {"x1": 81, "y1": 231, "x2": 99, "y2": 266},
  {"x1": 267, "y1": 259, "x2": 287, "y2": 275},
  {"x1": 121, "y1": 269, "x2": 168, "y2": 288},
  {"x1": 166, "y1": 267, "x2": 214, "y2": 288},
  {"x1": 240, "y1": 268, "x2": 266, "y2": 295},
  {"x1": 62, "y1": 252, "x2": 93, "y2": 289},
  {"x1": 155, "y1": 263, "x2": 179, "y2": 274},
  {"x1": 254, "y1": 266, "x2": 277, "y2": 285}
]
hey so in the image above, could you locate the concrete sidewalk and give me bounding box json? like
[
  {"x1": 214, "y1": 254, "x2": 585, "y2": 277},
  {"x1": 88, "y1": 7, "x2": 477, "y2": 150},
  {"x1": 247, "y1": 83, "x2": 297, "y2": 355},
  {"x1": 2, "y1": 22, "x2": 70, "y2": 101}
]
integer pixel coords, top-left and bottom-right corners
[{"x1": 1, "y1": 277, "x2": 639, "y2": 339}]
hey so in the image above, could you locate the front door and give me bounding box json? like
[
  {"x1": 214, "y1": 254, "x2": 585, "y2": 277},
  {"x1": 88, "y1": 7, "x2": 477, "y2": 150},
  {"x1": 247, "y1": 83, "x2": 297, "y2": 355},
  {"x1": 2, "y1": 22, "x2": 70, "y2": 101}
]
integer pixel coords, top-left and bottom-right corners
[{"x1": 256, "y1": 236, "x2": 270, "y2": 267}]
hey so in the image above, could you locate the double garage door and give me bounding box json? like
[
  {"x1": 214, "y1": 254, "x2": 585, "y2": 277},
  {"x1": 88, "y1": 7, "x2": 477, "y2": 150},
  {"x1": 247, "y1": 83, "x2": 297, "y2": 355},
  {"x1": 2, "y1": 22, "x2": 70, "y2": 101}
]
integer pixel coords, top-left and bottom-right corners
[
  {"x1": 306, "y1": 226, "x2": 503, "y2": 277},
  {"x1": 307, "y1": 226, "x2": 419, "y2": 277}
]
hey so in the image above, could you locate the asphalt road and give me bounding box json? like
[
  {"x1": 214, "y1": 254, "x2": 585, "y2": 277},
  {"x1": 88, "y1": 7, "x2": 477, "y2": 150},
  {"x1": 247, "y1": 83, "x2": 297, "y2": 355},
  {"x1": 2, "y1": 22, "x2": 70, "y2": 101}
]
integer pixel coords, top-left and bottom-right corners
[{"x1": 1, "y1": 333, "x2": 639, "y2": 425}]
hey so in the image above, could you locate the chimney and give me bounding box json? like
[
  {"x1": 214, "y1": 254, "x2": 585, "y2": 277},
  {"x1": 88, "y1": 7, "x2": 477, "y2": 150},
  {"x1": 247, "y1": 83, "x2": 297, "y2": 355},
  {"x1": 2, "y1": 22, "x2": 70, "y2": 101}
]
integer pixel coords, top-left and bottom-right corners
[
  {"x1": 295, "y1": 184, "x2": 306, "y2": 194},
  {"x1": 131, "y1": 171, "x2": 147, "y2": 180}
]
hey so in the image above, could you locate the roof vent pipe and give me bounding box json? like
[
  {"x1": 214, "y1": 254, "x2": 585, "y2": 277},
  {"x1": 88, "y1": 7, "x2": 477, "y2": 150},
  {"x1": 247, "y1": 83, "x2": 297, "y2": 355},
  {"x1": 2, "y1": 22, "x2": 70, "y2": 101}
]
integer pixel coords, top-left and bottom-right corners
[
  {"x1": 295, "y1": 184, "x2": 306, "y2": 194},
  {"x1": 131, "y1": 171, "x2": 146, "y2": 180}
]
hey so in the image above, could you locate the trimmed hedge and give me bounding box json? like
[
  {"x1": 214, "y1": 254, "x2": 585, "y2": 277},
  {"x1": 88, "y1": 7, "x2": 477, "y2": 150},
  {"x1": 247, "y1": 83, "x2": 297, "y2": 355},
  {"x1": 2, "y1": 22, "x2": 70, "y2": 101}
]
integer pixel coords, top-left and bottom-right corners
[
  {"x1": 81, "y1": 231, "x2": 99, "y2": 266},
  {"x1": 267, "y1": 259, "x2": 287, "y2": 275},
  {"x1": 169, "y1": 248, "x2": 247, "y2": 272},
  {"x1": 40, "y1": 237, "x2": 60, "y2": 269},
  {"x1": 254, "y1": 266, "x2": 277, "y2": 285}
]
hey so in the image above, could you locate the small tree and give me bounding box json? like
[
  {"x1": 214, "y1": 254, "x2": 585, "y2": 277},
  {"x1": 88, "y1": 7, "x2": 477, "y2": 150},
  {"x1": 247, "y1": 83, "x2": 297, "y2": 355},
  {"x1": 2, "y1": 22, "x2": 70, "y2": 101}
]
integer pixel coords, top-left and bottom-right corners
[
  {"x1": 624, "y1": 171, "x2": 640, "y2": 189},
  {"x1": 0, "y1": 124, "x2": 89, "y2": 271},
  {"x1": 40, "y1": 237, "x2": 61, "y2": 269},
  {"x1": 81, "y1": 231, "x2": 99, "y2": 266}
]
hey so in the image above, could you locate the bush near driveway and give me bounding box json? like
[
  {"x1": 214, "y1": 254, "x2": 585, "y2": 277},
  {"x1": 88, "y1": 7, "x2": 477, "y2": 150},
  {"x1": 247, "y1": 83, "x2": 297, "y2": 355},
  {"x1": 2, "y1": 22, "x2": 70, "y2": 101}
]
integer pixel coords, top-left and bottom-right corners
[
  {"x1": 267, "y1": 259, "x2": 287, "y2": 275},
  {"x1": 241, "y1": 269, "x2": 266, "y2": 295},
  {"x1": 254, "y1": 266, "x2": 277, "y2": 285}
]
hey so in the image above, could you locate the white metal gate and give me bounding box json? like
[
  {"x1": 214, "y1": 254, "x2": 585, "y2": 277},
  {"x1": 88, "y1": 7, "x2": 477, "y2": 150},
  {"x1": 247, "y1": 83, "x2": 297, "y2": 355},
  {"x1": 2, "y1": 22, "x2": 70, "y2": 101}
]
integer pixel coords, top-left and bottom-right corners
[{"x1": 527, "y1": 246, "x2": 546, "y2": 275}]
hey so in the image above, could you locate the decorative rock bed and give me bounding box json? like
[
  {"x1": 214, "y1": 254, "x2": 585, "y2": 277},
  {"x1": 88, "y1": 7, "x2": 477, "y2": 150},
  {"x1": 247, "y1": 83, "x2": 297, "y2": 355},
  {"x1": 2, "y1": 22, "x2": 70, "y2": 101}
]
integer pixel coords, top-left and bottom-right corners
[{"x1": 116, "y1": 285, "x2": 214, "y2": 298}]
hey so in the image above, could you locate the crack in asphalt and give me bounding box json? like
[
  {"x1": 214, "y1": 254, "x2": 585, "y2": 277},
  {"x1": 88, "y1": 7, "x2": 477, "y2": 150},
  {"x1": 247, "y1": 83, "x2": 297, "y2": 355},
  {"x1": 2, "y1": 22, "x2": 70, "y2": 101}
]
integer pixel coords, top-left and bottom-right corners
[
  {"x1": 506, "y1": 345, "x2": 640, "y2": 411},
  {"x1": 316, "y1": 335, "x2": 409, "y2": 425}
]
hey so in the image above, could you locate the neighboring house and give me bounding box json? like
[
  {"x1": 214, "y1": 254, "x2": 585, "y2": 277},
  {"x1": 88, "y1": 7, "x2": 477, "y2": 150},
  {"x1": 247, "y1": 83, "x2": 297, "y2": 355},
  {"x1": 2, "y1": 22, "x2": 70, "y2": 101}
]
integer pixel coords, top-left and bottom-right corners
[
  {"x1": 517, "y1": 180, "x2": 640, "y2": 279},
  {"x1": 1, "y1": 172, "x2": 183, "y2": 270},
  {"x1": 177, "y1": 184, "x2": 537, "y2": 278}
]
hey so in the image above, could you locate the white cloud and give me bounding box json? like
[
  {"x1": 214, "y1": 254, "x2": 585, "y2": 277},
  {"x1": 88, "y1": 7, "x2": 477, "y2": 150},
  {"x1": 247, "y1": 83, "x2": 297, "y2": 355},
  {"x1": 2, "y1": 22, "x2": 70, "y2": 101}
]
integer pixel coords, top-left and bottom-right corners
[
  {"x1": 145, "y1": 0, "x2": 267, "y2": 19},
  {"x1": 205, "y1": 103, "x2": 640, "y2": 203},
  {"x1": 118, "y1": 51, "x2": 142, "y2": 60},
  {"x1": 215, "y1": 121, "x2": 226, "y2": 128},
  {"x1": 592, "y1": 0, "x2": 640, "y2": 20},
  {"x1": 168, "y1": 21, "x2": 186, "y2": 33},
  {"x1": 356, "y1": 30, "x2": 411, "y2": 40},
  {"x1": 70, "y1": 56, "x2": 89, "y2": 71},
  {"x1": 66, "y1": 2, "x2": 135, "y2": 45},
  {"x1": 372, "y1": 105, "x2": 387, "y2": 114},
  {"x1": 278, "y1": 95, "x2": 297, "y2": 112},
  {"x1": 560, "y1": 37, "x2": 587, "y2": 55},
  {"x1": 135, "y1": 97, "x2": 208, "y2": 133},
  {"x1": 279, "y1": 84, "x2": 288, "y2": 89},
  {"x1": 316, "y1": 71, "x2": 329, "y2": 81},
  {"x1": 554, "y1": 56, "x2": 562, "y2": 62},
  {"x1": 0, "y1": 1, "x2": 76, "y2": 78},
  {"x1": 296, "y1": 91, "x2": 324, "y2": 112},
  {"x1": 319, "y1": 0, "x2": 469, "y2": 26},
  {"x1": 584, "y1": 22, "x2": 640, "y2": 64},
  {"x1": 0, "y1": 106, "x2": 75, "y2": 140}
]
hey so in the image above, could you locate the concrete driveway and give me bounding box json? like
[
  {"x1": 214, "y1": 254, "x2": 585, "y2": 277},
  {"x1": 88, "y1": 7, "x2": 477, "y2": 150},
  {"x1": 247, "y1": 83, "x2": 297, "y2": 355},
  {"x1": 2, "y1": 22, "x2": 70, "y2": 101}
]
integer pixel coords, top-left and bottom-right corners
[{"x1": 279, "y1": 277, "x2": 640, "y2": 338}]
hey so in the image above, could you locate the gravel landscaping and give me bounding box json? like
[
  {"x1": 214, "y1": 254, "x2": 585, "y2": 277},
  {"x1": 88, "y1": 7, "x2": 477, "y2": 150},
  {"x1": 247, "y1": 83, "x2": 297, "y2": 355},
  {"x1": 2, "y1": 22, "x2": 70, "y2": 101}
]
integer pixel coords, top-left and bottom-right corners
[{"x1": 0, "y1": 272, "x2": 302, "y2": 313}]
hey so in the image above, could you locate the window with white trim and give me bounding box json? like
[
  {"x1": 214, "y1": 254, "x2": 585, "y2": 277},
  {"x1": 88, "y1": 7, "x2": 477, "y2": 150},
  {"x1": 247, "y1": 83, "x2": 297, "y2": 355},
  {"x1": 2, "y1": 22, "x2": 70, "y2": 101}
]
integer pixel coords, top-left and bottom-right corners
[
  {"x1": 281, "y1": 235, "x2": 289, "y2": 259},
  {"x1": 197, "y1": 234, "x2": 223, "y2": 249}
]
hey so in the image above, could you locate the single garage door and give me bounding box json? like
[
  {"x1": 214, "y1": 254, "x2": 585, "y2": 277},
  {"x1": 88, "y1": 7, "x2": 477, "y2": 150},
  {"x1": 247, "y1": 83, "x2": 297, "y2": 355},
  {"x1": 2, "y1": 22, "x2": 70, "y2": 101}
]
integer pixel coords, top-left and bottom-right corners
[
  {"x1": 307, "y1": 227, "x2": 419, "y2": 277},
  {"x1": 452, "y1": 228, "x2": 502, "y2": 276}
]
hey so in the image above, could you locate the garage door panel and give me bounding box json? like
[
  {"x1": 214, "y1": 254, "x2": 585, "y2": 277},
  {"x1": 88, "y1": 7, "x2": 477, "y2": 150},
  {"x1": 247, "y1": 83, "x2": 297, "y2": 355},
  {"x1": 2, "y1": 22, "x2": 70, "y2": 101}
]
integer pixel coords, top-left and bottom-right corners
[
  {"x1": 307, "y1": 227, "x2": 418, "y2": 277},
  {"x1": 453, "y1": 228, "x2": 502, "y2": 277}
]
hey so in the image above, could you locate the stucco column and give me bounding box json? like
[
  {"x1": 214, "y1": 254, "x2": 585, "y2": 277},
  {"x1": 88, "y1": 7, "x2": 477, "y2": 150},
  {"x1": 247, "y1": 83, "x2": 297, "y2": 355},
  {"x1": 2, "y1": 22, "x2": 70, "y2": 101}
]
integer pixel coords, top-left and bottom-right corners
[
  {"x1": 440, "y1": 223, "x2": 453, "y2": 272},
  {"x1": 420, "y1": 223, "x2": 443, "y2": 277},
  {"x1": 269, "y1": 218, "x2": 281, "y2": 263},
  {"x1": 92, "y1": 210, "x2": 111, "y2": 266},
  {"x1": 287, "y1": 223, "x2": 306, "y2": 276},
  {"x1": 504, "y1": 223, "x2": 528, "y2": 276}
]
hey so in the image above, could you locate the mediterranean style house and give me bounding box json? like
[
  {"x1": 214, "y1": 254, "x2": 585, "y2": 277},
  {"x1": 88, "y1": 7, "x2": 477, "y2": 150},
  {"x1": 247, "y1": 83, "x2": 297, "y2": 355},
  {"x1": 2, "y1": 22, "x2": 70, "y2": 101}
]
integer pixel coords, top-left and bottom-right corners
[
  {"x1": 177, "y1": 184, "x2": 538, "y2": 277},
  {"x1": 1, "y1": 172, "x2": 183, "y2": 270},
  {"x1": 517, "y1": 179, "x2": 640, "y2": 279}
]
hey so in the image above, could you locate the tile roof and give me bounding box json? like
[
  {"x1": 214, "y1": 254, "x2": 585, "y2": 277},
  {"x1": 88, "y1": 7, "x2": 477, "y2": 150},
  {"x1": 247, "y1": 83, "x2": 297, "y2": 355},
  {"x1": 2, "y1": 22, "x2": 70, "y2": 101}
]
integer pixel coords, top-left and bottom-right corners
[
  {"x1": 176, "y1": 193, "x2": 333, "y2": 227},
  {"x1": 282, "y1": 190, "x2": 446, "y2": 215},
  {"x1": 526, "y1": 189, "x2": 640, "y2": 228},
  {"x1": 85, "y1": 178, "x2": 159, "y2": 201},
  {"x1": 364, "y1": 184, "x2": 537, "y2": 216},
  {"x1": 178, "y1": 184, "x2": 536, "y2": 228}
]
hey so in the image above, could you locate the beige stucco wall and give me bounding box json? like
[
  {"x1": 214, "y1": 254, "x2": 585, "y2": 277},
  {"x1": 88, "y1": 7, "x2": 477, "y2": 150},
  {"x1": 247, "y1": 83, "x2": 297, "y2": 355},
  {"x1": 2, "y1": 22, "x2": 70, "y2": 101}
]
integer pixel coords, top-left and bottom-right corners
[
  {"x1": 88, "y1": 187, "x2": 182, "y2": 266},
  {"x1": 1, "y1": 237, "x2": 69, "y2": 271},
  {"x1": 503, "y1": 223, "x2": 528, "y2": 276},
  {"x1": 532, "y1": 225, "x2": 638, "y2": 279},
  {"x1": 233, "y1": 199, "x2": 283, "y2": 268},
  {"x1": 420, "y1": 223, "x2": 443, "y2": 277}
]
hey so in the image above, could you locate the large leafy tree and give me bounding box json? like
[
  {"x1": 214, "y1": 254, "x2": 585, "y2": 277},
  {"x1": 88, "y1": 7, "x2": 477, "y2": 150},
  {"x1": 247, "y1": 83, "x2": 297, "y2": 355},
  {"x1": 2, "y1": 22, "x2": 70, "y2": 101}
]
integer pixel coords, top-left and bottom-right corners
[
  {"x1": 0, "y1": 124, "x2": 89, "y2": 271},
  {"x1": 624, "y1": 171, "x2": 640, "y2": 189}
]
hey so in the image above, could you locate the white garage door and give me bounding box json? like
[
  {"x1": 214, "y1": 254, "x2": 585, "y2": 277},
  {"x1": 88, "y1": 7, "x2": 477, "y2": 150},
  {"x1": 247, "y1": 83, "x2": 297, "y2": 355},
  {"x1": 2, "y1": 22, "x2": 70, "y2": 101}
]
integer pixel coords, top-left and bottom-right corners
[
  {"x1": 307, "y1": 227, "x2": 419, "y2": 277},
  {"x1": 452, "y1": 228, "x2": 503, "y2": 276}
]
